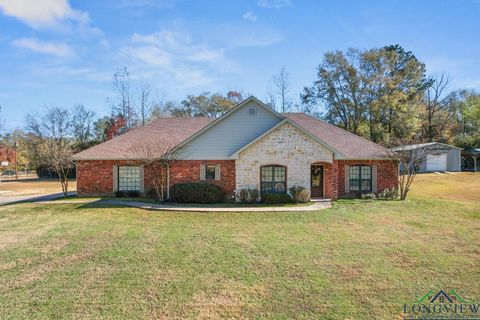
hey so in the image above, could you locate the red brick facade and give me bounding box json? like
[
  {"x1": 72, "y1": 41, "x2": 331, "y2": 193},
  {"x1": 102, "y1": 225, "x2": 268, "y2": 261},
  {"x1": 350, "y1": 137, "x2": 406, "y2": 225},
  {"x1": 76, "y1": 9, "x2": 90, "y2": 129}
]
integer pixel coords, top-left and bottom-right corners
[
  {"x1": 169, "y1": 160, "x2": 236, "y2": 197},
  {"x1": 77, "y1": 159, "x2": 397, "y2": 200},
  {"x1": 77, "y1": 159, "x2": 235, "y2": 197},
  {"x1": 336, "y1": 159, "x2": 398, "y2": 198}
]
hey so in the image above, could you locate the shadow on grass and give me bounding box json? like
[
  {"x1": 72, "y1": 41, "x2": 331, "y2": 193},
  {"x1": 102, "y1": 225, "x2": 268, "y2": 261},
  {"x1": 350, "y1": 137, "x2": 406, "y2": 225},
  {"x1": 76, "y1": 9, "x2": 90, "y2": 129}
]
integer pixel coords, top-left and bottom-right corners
[{"x1": 77, "y1": 200, "x2": 133, "y2": 209}]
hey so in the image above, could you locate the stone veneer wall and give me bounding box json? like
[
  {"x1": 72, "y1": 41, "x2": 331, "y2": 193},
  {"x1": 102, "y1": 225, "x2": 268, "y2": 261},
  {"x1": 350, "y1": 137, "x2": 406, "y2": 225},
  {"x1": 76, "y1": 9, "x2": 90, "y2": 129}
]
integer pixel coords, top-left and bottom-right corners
[{"x1": 235, "y1": 122, "x2": 334, "y2": 196}]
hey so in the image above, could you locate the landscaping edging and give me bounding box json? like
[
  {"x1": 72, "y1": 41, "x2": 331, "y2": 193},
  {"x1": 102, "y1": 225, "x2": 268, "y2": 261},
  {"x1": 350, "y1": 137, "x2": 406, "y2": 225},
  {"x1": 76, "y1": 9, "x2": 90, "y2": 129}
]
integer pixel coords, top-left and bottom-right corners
[{"x1": 34, "y1": 199, "x2": 332, "y2": 212}]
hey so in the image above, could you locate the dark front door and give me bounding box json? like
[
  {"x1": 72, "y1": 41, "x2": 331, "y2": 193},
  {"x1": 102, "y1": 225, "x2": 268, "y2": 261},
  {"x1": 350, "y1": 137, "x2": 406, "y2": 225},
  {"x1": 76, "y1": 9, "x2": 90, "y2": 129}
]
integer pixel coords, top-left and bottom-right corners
[{"x1": 311, "y1": 165, "x2": 324, "y2": 198}]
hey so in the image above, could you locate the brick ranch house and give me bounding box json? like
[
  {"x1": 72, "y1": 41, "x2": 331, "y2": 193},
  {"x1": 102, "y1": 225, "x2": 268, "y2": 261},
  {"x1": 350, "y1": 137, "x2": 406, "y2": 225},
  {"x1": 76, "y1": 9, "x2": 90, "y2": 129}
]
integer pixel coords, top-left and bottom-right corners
[{"x1": 73, "y1": 96, "x2": 398, "y2": 200}]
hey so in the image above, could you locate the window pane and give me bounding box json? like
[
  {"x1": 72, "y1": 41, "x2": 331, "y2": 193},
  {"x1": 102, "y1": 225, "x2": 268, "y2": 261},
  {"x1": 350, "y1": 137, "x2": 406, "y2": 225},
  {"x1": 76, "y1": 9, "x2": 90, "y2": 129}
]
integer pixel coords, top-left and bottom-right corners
[
  {"x1": 261, "y1": 167, "x2": 273, "y2": 182},
  {"x1": 349, "y1": 166, "x2": 360, "y2": 179},
  {"x1": 261, "y1": 166, "x2": 286, "y2": 194},
  {"x1": 361, "y1": 180, "x2": 371, "y2": 191},
  {"x1": 261, "y1": 182, "x2": 273, "y2": 193},
  {"x1": 274, "y1": 182, "x2": 286, "y2": 193},
  {"x1": 118, "y1": 166, "x2": 140, "y2": 191},
  {"x1": 205, "y1": 165, "x2": 215, "y2": 180},
  {"x1": 274, "y1": 167, "x2": 285, "y2": 181},
  {"x1": 350, "y1": 179, "x2": 360, "y2": 191},
  {"x1": 361, "y1": 166, "x2": 372, "y2": 179}
]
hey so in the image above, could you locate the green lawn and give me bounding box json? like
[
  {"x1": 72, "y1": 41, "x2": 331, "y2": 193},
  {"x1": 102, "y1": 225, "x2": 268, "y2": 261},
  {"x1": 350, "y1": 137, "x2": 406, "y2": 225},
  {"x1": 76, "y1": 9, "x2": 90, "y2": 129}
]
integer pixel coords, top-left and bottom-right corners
[{"x1": 0, "y1": 173, "x2": 479, "y2": 319}]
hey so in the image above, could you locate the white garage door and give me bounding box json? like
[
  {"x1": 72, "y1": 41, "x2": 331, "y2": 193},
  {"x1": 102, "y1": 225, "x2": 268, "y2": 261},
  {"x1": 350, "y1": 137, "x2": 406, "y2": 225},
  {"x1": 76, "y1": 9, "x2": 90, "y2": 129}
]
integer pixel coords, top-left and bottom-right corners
[{"x1": 426, "y1": 153, "x2": 448, "y2": 171}]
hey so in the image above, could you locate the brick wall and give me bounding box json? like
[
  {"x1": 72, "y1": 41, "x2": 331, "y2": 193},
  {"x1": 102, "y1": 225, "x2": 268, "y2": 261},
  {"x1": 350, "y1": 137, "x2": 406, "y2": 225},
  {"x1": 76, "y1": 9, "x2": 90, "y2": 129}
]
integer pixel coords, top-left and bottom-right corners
[
  {"x1": 336, "y1": 159, "x2": 398, "y2": 197},
  {"x1": 77, "y1": 160, "x2": 140, "y2": 196},
  {"x1": 169, "y1": 160, "x2": 236, "y2": 197},
  {"x1": 77, "y1": 159, "x2": 236, "y2": 197}
]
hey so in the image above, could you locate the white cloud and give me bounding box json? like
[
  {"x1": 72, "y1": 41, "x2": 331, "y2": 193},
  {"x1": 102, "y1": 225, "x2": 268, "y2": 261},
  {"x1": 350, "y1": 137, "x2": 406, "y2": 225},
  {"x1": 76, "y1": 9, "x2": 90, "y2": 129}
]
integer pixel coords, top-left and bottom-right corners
[
  {"x1": 258, "y1": 0, "x2": 292, "y2": 8},
  {"x1": 12, "y1": 37, "x2": 74, "y2": 58},
  {"x1": 242, "y1": 11, "x2": 257, "y2": 21},
  {"x1": 121, "y1": 30, "x2": 231, "y2": 88}
]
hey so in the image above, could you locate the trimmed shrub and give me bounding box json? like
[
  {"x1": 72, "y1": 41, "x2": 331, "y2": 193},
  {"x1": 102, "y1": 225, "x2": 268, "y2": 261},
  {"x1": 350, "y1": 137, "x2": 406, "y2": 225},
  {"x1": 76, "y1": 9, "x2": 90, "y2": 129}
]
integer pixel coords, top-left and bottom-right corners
[
  {"x1": 115, "y1": 190, "x2": 140, "y2": 198},
  {"x1": 170, "y1": 182, "x2": 226, "y2": 203},
  {"x1": 361, "y1": 192, "x2": 376, "y2": 200},
  {"x1": 127, "y1": 190, "x2": 140, "y2": 197},
  {"x1": 238, "y1": 188, "x2": 249, "y2": 203},
  {"x1": 248, "y1": 188, "x2": 260, "y2": 203},
  {"x1": 261, "y1": 192, "x2": 292, "y2": 204},
  {"x1": 289, "y1": 186, "x2": 311, "y2": 203},
  {"x1": 237, "y1": 188, "x2": 260, "y2": 203},
  {"x1": 114, "y1": 190, "x2": 125, "y2": 197},
  {"x1": 377, "y1": 187, "x2": 398, "y2": 200}
]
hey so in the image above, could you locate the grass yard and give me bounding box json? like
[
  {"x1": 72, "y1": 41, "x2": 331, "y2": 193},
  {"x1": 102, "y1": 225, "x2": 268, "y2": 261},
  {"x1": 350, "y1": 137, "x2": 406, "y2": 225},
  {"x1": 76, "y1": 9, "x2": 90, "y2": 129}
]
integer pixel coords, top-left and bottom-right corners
[
  {"x1": 0, "y1": 179, "x2": 77, "y2": 197},
  {"x1": 0, "y1": 173, "x2": 479, "y2": 319}
]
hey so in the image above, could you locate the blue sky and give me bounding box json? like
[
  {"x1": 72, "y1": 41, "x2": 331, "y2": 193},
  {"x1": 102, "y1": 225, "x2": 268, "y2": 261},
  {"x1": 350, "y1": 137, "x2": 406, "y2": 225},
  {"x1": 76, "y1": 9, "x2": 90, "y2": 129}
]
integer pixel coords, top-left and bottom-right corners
[{"x1": 0, "y1": 0, "x2": 479, "y2": 130}]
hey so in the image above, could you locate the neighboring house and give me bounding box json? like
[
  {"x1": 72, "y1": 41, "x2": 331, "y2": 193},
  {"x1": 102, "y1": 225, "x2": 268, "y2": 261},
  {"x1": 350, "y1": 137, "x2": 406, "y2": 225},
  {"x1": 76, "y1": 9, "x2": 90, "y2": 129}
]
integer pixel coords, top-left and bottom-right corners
[
  {"x1": 73, "y1": 97, "x2": 398, "y2": 200},
  {"x1": 391, "y1": 142, "x2": 462, "y2": 173},
  {"x1": 0, "y1": 144, "x2": 15, "y2": 168},
  {"x1": 462, "y1": 148, "x2": 480, "y2": 172}
]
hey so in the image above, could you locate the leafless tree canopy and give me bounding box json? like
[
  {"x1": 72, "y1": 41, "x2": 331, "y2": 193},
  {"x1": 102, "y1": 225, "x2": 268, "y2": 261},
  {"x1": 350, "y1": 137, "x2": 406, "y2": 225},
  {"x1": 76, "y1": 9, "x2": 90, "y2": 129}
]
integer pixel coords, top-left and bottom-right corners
[
  {"x1": 72, "y1": 104, "x2": 96, "y2": 148},
  {"x1": 390, "y1": 138, "x2": 429, "y2": 200},
  {"x1": 422, "y1": 74, "x2": 458, "y2": 142},
  {"x1": 273, "y1": 67, "x2": 291, "y2": 113},
  {"x1": 26, "y1": 107, "x2": 74, "y2": 197},
  {"x1": 135, "y1": 144, "x2": 180, "y2": 201}
]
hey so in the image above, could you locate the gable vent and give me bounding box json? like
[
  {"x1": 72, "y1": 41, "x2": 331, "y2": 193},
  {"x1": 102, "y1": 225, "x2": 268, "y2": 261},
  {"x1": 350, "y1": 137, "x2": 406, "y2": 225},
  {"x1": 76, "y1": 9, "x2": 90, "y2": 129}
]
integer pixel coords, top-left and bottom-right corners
[{"x1": 248, "y1": 106, "x2": 257, "y2": 116}]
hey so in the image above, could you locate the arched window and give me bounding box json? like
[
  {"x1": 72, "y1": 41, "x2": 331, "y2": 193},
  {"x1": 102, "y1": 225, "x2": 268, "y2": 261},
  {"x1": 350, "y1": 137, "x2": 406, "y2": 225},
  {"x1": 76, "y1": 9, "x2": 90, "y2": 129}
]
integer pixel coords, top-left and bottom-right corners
[{"x1": 260, "y1": 165, "x2": 287, "y2": 194}]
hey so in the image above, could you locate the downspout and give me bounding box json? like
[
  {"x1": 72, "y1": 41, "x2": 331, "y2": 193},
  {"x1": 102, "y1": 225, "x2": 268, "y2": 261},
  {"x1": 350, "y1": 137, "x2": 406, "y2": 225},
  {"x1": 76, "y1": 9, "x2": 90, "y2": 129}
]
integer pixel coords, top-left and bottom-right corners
[{"x1": 167, "y1": 164, "x2": 170, "y2": 199}]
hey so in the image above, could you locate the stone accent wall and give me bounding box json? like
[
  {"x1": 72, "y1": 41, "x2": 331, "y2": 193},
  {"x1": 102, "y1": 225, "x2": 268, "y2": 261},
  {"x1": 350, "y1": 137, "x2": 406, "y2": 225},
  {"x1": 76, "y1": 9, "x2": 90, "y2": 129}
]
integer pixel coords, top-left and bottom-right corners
[
  {"x1": 336, "y1": 159, "x2": 398, "y2": 197},
  {"x1": 169, "y1": 160, "x2": 236, "y2": 197},
  {"x1": 77, "y1": 159, "x2": 236, "y2": 197},
  {"x1": 236, "y1": 122, "x2": 334, "y2": 196}
]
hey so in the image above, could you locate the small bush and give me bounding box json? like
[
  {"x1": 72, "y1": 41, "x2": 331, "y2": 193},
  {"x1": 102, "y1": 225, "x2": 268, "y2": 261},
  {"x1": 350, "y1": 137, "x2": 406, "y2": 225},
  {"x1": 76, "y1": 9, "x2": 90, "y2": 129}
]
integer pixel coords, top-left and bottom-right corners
[
  {"x1": 261, "y1": 192, "x2": 292, "y2": 204},
  {"x1": 170, "y1": 182, "x2": 226, "y2": 203},
  {"x1": 361, "y1": 192, "x2": 376, "y2": 200},
  {"x1": 115, "y1": 190, "x2": 126, "y2": 197},
  {"x1": 237, "y1": 188, "x2": 260, "y2": 203},
  {"x1": 238, "y1": 188, "x2": 249, "y2": 203},
  {"x1": 115, "y1": 190, "x2": 140, "y2": 198},
  {"x1": 377, "y1": 187, "x2": 398, "y2": 200},
  {"x1": 127, "y1": 190, "x2": 140, "y2": 197},
  {"x1": 289, "y1": 186, "x2": 311, "y2": 203},
  {"x1": 248, "y1": 188, "x2": 260, "y2": 203}
]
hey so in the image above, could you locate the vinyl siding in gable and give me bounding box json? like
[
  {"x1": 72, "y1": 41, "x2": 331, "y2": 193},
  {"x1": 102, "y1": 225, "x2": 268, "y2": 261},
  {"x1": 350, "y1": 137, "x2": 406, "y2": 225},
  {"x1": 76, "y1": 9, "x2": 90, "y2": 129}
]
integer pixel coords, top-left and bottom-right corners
[{"x1": 178, "y1": 100, "x2": 283, "y2": 160}]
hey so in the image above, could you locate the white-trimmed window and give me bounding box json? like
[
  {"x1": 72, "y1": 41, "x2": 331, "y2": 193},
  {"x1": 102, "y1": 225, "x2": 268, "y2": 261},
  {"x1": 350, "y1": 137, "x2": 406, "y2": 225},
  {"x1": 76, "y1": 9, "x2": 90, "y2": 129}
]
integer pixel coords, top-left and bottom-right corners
[
  {"x1": 349, "y1": 165, "x2": 372, "y2": 192},
  {"x1": 118, "y1": 166, "x2": 141, "y2": 191}
]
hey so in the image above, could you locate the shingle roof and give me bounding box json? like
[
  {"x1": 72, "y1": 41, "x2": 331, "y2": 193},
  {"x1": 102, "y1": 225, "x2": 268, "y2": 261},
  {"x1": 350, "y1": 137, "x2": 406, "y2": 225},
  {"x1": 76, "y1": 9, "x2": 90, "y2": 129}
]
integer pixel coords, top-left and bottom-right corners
[
  {"x1": 284, "y1": 113, "x2": 393, "y2": 159},
  {"x1": 73, "y1": 117, "x2": 214, "y2": 160},
  {"x1": 74, "y1": 112, "x2": 394, "y2": 160},
  {"x1": 390, "y1": 142, "x2": 462, "y2": 151}
]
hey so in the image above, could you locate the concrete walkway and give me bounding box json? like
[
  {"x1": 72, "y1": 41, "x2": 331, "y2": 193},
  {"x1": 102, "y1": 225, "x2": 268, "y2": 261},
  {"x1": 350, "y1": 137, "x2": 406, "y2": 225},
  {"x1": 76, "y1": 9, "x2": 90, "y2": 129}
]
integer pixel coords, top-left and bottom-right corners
[{"x1": 34, "y1": 198, "x2": 331, "y2": 212}]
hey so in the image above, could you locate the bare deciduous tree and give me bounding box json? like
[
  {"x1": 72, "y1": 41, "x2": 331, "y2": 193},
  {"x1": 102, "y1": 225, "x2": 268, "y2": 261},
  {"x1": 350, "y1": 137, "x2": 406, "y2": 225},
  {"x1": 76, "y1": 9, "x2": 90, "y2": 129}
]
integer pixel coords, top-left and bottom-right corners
[
  {"x1": 72, "y1": 104, "x2": 95, "y2": 148},
  {"x1": 113, "y1": 66, "x2": 137, "y2": 129},
  {"x1": 26, "y1": 107, "x2": 74, "y2": 197},
  {"x1": 422, "y1": 74, "x2": 458, "y2": 141},
  {"x1": 273, "y1": 67, "x2": 291, "y2": 113},
  {"x1": 391, "y1": 138, "x2": 429, "y2": 200},
  {"x1": 137, "y1": 82, "x2": 152, "y2": 126},
  {"x1": 136, "y1": 145, "x2": 179, "y2": 201}
]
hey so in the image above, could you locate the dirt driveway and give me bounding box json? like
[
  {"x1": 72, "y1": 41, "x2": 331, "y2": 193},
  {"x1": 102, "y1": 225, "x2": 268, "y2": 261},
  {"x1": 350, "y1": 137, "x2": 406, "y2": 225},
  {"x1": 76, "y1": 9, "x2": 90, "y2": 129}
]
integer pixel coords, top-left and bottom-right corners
[{"x1": 0, "y1": 179, "x2": 76, "y2": 197}]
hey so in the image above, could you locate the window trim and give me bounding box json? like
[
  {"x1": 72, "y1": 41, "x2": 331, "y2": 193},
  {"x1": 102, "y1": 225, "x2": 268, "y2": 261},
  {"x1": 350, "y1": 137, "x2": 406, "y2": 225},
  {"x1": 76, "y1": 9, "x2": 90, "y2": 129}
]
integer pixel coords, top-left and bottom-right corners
[
  {"x1": 205, "y1": 164, "x2": 216, "y2": 180},
  {"x1": 349, "y1": 165, "x2": 372, "y2": 192},
  {"x1": 117, "y1": 165, "x2": 141, "y2": 192},
  {"x1": 260, "y1": 165, "x2": 287, "y2": 194}
]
